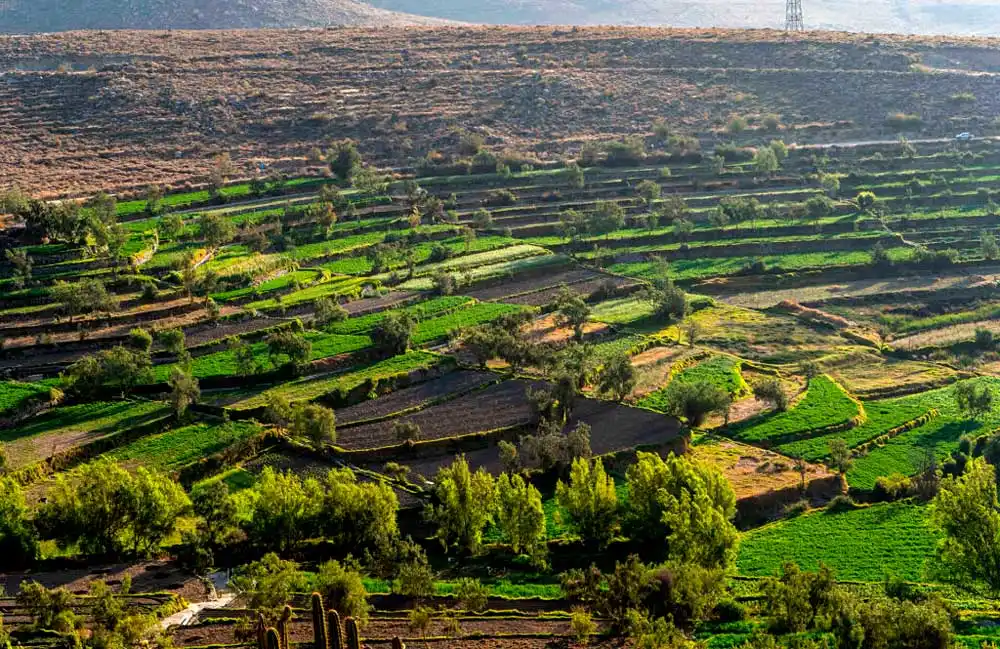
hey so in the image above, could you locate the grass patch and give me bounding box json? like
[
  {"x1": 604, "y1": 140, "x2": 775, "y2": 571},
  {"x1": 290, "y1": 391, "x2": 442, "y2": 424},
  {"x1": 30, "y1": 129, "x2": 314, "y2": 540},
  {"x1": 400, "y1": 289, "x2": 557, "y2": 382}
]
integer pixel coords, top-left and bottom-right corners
[
  {"x1": 730, "y1": 375, "x2": 861, "y2": 444},
  {"x1": 737, "y1": 502, "x2": 938, "y2": 582},
  {"x1": 107, "y1": 420, "x2": 264, "y2": 470}
]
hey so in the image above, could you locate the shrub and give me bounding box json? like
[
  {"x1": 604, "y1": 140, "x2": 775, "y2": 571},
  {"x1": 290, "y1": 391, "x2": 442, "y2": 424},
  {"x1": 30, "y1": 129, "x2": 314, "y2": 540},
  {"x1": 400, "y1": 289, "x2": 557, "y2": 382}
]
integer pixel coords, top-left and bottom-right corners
[
  {"x1": 571, "y1": 609, "x2": 596, "y2": 644},
  {"x1": 885, "y1": 113, "x2": 923, "y2": 131},
  {"x1": 874, "y1": 474, "x2": 913, "y2": 501},
  {"x1": 783, "y1": 500, "x2": 809, "y2": 518},
  {"x1": 826, "y1": 494, "x2": 859, "y2": 513},
  {"x1": 484, "y1": 189, "x2": 517, "y2": 206},
  {"x1": 314, "y1": 560, "x2": 370, "y2": 625},
  {"x1": 660, "y1": 380, "x2": 731, "y2": 426},
  {"x1": 393, "y1": 421, "x2": 421, "y2": 442},
  {"x1": 726, "y1": 115, "x2": 748, "y2": 134}
]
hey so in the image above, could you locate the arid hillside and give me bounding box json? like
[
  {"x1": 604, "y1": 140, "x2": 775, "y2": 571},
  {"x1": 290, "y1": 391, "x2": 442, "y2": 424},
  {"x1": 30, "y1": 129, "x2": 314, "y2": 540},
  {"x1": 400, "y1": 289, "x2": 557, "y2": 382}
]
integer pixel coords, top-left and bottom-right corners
[
  {"x1": 5, "y1": 26, "x2": 1000, "y2": 196},
  {"x1": 0, "y1": 0, "x2": 453, "y2": 32}
]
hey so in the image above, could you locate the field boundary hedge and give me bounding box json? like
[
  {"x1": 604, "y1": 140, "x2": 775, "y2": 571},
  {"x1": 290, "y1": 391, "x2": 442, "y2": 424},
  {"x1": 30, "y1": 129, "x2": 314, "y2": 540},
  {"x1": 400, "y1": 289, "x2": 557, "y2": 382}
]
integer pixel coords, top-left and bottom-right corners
[{"x1": 851, "y1": 409, "x2": 940, "y2": 457}]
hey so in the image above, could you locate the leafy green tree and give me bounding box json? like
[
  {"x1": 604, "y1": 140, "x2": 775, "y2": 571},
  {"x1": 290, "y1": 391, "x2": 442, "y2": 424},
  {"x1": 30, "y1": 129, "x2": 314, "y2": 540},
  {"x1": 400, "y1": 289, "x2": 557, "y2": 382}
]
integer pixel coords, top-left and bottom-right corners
[
  {"x1": 425, "y1": 455, "x2": 496, "y2": 554},
  {"x1": 955, "y1": 381, "x2": 993, "y2": 421},
  {"x1": 129, "y1": 328, "x2": 153, "y2": 352},
  {"x1": 199, "y1": 212, "x2": 236, "y2": 248},
  {"x1": 752, "y1": 147, "x2": 779, "y2": 175},
  {"x1": 455, "y1": 578, "x2": 489, "y2": 612},
  {"x1": 590, "y1": 201, "x2": 626, "y2": 237},
  {"x1": 318, "y1": 468, "x2": 399, "y2": 556},
  {"x1": 158, "y1": 328, "x2": 186, "y2": 358},
  {"x1": 495, "y1": 473, "x2": 546, "y2": 558},
  {"x1": 328, "y1": 140, "x2": 362, "y2": 181},
  {"x1": 0, "y1": 476, "x2": 37, "y2": 567},
  {"x1": 762, "y1": 563, "x2": 838, "y2": 633},
  {"x1": 5, "y1": 248, "x2": 32, "y2": 289},
  {"x1": 158, "y1": 213, "x2": 185, "y2": 241},
  {"x1": 245, "y1": 467, "x2": 321, "y2": 551},
  {"x1": 315, "y1": 560, "x2": 371, "y2": 624},
  {"x1": 930, "y1": 457, "x2": 1000, "y2": 591},
  {"x1": 661, "y1": 380, "x2": 731, "y2": 426},
  {"x1": 806, "y1": 195, "x2": 834, "y2": 220},
  {"x1": 472, "y1": 208, "x2": 494, "y2": 229},
  {"x1": 856, "y1": 191, "x2": 877, "y2": 213},
  {"x1": 644, "y1": 278, "x2": 688, "y2": 323},
  {"x1": 555, "y1": 286, "x2": 591, "y2": 342},
  {"x1": 599, "y1": 352, "x2": 637, "y2": 401},
  {"x1": 290, "y1": 403, "x2": 336, "y2": 449},
  {"x1": 168, "y1": 365, "x2": 200, "y2": 417},
  {"x1": 636, "y1": 180, "x2": 662, "y2": 205},
  {"x1": 230, "y1": 553, "x2": 306, "y2": 618},
  {"x1": 36, "y1": 459, "x2": 189, "y2": 556},
  {"x1": 625, "y1": 452, "x2": 738, "y2": 569},
  {"x1": 190, "y1": 480, "x2": 241, "y2": 553},
  {"x1": 983, "y1": 230, "x2": 1000, "y2": 261},
  {"x1": 392, "y1": 544, "x2": 435, "y2": 598},
  {"x1": 51, "y1": 279, "x2": 119, "y2": 321},
  {"x1": 314, "y1": 297, "x2": 349, "y2": 327},
  {"x1": 752, "y1": 377, "x2": 788, "y2": 411},
  {"x1": 373, "y1": 312, "x2": 416, "y2": 357},
  {"x1": 232, "y1": 339, "x2": 264, "y2": 376},
  {"x1": 65, "y1": 346, "x2": 153, "y2": 398},
  {"x1": 267, "y1": 330, "x2": 312, "y2": 369},
  {"x1": 556, "y1": 458, "x2": 619, "y2": 547},
  {"x1": 827, "y1": 439, "x2": 853, "y2": 476}
]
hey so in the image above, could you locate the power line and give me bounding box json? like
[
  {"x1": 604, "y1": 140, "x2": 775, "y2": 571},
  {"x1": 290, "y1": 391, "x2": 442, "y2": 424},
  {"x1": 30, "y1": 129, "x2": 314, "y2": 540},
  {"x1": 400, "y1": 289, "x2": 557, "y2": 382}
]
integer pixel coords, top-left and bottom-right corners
[{"x1": 786, "y1": 0, "x2": 804, "y2": 31}]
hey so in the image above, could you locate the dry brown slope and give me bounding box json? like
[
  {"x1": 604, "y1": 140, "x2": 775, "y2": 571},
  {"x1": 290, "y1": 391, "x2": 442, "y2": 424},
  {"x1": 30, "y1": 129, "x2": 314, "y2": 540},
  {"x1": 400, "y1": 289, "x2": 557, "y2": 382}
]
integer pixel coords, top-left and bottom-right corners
[
  {"x1": 3, "y1": 26, "x2": 1000, "y2": 197},
  {"x1": 0, "y1": 0, "x2": 454, "y2": 32}
]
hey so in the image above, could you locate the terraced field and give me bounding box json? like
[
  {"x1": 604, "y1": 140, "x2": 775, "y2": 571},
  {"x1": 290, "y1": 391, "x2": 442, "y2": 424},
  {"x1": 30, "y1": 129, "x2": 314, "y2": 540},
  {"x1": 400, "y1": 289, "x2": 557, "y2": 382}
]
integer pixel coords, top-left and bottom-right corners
[{"x1": 7, "y1": 53, "x2": 1000, "y2": 649}]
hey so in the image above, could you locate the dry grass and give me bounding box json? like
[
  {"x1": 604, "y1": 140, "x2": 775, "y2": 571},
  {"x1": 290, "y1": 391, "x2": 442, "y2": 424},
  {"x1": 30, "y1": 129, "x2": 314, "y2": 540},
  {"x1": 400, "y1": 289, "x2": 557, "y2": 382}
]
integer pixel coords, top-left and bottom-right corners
[{"x1": 690, "y1": 434, "x2": 834, "y2": 500}]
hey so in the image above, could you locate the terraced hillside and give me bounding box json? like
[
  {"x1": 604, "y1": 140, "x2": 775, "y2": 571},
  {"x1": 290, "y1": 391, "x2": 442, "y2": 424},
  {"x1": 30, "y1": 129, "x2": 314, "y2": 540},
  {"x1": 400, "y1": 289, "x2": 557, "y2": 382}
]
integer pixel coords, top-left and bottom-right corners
[
  {"x1": 8, "y1": 74, "x2": 1000, "y2": 649},
  {"x1": 8, "y1": 27, "x2": 1000, "y2": 196}
]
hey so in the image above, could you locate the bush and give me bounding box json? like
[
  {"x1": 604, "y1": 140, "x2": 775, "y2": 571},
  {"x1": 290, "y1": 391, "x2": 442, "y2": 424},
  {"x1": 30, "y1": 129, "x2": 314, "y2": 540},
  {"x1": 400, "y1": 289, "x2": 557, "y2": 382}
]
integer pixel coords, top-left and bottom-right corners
[
  {"x1": 314, "y1": 560, "x2": 370, "y2": 625},
  {"x1": 660, "y1": 380, "x2": 731, "y2": 427},
  {"x1": 714, "y1": 598, "x2": 747, "y2": 622},
  {"x1": 783, "y1": 500, "x2": 809, "y2": 518},
  {"x1": 571, "y1": 609, "x2": 596, "y2": 644},
  {"x1": 826, "y1": 494, "x2": 859, "y2": 513},
  {"x1": 484, "y1": 189, "x2": 517, "y2": 206},
  {"x1": 886, "y1": 113, "x2": 923, "y2": 131},
  {"x1": 874, "y1": 473, "x2": 913, "y2": 501}
]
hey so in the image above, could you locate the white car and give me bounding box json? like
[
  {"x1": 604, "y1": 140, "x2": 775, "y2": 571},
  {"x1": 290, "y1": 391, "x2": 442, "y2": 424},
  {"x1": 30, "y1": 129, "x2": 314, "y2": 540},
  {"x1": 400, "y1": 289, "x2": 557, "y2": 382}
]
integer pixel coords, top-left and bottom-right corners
[{"x1": 956, "y1": 132, "x2": 974, "y2": 141}]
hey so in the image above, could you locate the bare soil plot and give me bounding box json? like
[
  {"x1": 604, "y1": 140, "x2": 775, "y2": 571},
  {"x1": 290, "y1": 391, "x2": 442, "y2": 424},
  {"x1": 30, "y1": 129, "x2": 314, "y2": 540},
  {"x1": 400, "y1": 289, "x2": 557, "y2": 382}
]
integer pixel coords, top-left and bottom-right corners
[
  {"x1": 170, "y1": 617, "x2": 599, "y2": 648},
  {"x1": 463, "y1": 268, "x2": 598, "y2": 302},
  {"x1": 690, "y1": 435, "x2": 835, "y2": 500},
  {"x1": 523, "y1": 313, "x2": 611, "y2": 345},
  {"x1": 629, "y1": 345, "x2": 697, "y2": 399},
  {"x1": 4, "y1": 561, "x2": 206, "y2": 601},
  {"x1": 710, "y1": 269, "x2": 1000, "y2": 310},
  {"x1": 337, "y1": 379, "x2": 543, "y2": 450},
  {"x1": 567, "y1": 398, "x2": 683, "y2": 456},
  {"x1": 335, "y1": 370, "x2": 499, "y2": 425}
]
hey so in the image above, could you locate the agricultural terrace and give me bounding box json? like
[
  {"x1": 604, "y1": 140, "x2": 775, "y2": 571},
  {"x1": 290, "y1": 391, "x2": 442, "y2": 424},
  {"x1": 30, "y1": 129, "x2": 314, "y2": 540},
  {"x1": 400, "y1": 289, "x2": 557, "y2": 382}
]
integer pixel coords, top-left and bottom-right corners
[{"x1": 9, "y1": 83, "x2": 1000, "y2": 649}]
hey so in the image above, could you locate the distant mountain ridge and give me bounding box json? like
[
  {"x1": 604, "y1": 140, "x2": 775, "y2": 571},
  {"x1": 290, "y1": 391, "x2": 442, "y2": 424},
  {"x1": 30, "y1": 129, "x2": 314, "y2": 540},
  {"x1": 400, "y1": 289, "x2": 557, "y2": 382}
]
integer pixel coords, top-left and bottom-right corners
[
  {"x1": 0, "y1": 0, "x2": 454, "y2": 32},
  {"x1": 368, "y1": 0, "x2": 1000, "y2": 36}
]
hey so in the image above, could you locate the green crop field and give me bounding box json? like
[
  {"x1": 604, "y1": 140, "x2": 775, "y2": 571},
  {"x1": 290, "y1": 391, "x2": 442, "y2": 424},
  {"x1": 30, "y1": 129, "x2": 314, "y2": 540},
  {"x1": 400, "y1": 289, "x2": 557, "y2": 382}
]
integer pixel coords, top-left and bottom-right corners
[
  {"x1": 107, "y1": 420, "x2": 264, "y2": 470},
  {"x1": 737, "y1": 502, "x2": 939, "y2": 582},
  {"x1": 730, "y1": 375, "x2": 861, "y2": 444},
  {"x1": 327, "y1": 296, "x2": 473, "y2": 336},
  {"x1": 230, "y1": 351, "x2": 445, "y2": 409},
  {"x1": 777, "y1": 385, "x2": 955, "y2": 461},
  {"x1": 0, "y1": 380, "x2": 50, "y2": 415},
  {"x1": 0, "y1": 400, "x2": 170, "y2": 445},
  {"x1": 411, "y1": 302, "x2": 527, "y2": 344},
  {"x1": 151, "y1": 332, "x2": 372, "y2": 382},
  {"x1": 639, "y1": 355, "x2": 748, "y2": 412}
]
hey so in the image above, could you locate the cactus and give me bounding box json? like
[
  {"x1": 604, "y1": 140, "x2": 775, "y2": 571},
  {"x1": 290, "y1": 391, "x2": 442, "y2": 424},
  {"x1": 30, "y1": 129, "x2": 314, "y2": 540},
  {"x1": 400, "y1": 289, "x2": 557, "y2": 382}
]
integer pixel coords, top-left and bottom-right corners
[
  {"x1": 257, "y1": 613, "x2": 267, "y2": 649},
  {"x1": 266, "y1": 628, "x2": 282, "y2": 649},
  {"x1": 391, "y1": 638, "x2": 405, "y2": 649},
  {"x1": 279, "y1": 605, "x2": 293, "y2": 649},
  {"x1": 328, "y1": 610, "x2": 343, "y2": 649},
  {"x1": 311, "y1": 593, "x2": 329, "y2": 649},
  {"x1": 345, "y1": 617, "x2": 361, "y2": 649}
]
